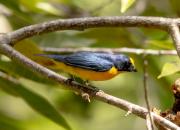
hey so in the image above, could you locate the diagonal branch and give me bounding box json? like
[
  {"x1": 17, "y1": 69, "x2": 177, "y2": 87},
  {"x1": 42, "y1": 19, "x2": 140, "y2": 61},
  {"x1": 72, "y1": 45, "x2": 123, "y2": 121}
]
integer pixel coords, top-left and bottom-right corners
[
  {"x1": 0, "y1": 16, "x2": 180, "y2": 129},
  {"x1": 0, "y1": 43, "x2": 179, "y2": 130}
]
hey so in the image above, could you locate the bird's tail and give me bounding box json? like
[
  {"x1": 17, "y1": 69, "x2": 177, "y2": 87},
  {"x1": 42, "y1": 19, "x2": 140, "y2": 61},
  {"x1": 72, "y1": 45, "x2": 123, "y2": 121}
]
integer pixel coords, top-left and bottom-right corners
[
  {"x1": 35, "y1": 54, "x2": 65, "y2": 62},
  {"x1": 13, "y1": 40, "x2": 59, "y2": 68}
]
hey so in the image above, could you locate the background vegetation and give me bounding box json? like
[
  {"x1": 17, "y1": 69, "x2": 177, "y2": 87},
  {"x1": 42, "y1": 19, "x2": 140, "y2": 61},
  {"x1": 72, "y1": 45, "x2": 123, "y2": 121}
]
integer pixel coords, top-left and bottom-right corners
[{"x1": 0, "y1": 0, "x2": 180, "y2": 130}]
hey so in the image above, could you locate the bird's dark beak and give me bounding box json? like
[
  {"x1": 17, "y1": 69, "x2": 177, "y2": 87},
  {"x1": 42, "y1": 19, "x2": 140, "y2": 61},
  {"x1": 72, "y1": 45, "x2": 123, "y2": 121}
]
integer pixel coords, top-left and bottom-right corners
[
  {"x1": 130, "y1": 65, "x2": 137, "y2": 72},
  {"x1": 133, "y1": 68, "x2": 137, "y2": 72}
]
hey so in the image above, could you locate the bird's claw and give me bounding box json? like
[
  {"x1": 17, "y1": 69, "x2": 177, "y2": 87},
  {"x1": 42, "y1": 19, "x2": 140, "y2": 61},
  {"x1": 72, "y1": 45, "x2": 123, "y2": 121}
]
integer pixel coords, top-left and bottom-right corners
[
  {"x1": 65, "y1": 78, "x2": 74, "y2": 85},
  {"x1": 81, "y1": 92, "x2": 91, "y2": 102},
  {"x1": 85, "y1": 84, "x2": 101, "y2": 92}
]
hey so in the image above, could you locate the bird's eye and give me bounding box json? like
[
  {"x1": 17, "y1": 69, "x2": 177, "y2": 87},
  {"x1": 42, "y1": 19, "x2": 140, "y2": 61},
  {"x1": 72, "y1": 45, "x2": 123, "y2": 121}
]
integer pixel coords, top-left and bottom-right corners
[
  {"x1": 126, "y1": 62, "x2": 131, "y2": 67},
  {"x1": 122, "y1": 61, "x2": 130, "y2": 69}
]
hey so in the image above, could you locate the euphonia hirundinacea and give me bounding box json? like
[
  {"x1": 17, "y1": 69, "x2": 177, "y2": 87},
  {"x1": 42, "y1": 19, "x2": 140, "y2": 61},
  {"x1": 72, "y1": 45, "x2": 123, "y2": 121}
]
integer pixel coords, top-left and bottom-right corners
[{"x1": 37, "y1": 51, "x2": 136, "y2": 81}]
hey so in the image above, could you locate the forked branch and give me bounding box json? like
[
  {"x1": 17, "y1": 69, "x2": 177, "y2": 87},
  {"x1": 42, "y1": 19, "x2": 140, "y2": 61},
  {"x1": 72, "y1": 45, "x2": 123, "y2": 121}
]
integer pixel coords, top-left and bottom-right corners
[{"x1": 0, "y1": 16, "x2": 180, "y2": 129}]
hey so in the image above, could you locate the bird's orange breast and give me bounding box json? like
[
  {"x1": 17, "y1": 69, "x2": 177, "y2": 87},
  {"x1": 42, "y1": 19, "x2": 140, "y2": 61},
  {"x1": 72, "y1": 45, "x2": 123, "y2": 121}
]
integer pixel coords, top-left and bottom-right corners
[{"x1": 50, "y1": 62, "x2": 120, "y2": 81}]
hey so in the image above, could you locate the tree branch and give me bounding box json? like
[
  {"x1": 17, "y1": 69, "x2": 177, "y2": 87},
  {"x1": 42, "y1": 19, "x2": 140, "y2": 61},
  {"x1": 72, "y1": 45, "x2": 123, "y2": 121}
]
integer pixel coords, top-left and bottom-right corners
[
  {"x1": 143, "y1": 55, "x2": 154, "y2": 130},
  {"x1": 169, "y1": 24, "x2": 180, "y2": 58},
  {"x1": 0, "y1": 16, "x2": 180, "y2": 129},
  {"x1": 4, "y1": 16, "x2": 180, "y2": 45},
  {"x1": 0, "y1": 43, "x2": 179, "y2": 130},
  {"x1": 42, "y1": 47, "x2": 177, "y2": 55}
]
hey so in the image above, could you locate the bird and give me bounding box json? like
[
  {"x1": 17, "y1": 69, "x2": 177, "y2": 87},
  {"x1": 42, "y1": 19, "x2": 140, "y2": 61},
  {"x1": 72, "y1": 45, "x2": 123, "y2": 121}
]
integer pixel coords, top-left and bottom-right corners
[{"x1": 36, "y1": 51, "x2": 137, "y2": 81}]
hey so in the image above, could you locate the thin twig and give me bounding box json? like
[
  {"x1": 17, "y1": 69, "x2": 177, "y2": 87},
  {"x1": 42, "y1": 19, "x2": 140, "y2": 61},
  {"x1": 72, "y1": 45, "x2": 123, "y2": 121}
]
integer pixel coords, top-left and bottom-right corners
[
  {"x1": 0, "y1": 16, "x2": 180, "y2": 129},
  {"x1": 143, "y1": 55, "x2": 154, "y2": 130},
  {"x1": 0, "y1": 43, "x2": 179, "y2": 130},
  {"x1": 3, "y1": 16, "x2": 180, "y2": 45},
  {"x1": 169, "y1": 24, "x2": 180, "y2": 58},
  {"x1": 42, "y1": 47, "x2": 177, "y2": 55},
  {"x1": 146, "y1": 114, "x2": 153, "y2": 130}
]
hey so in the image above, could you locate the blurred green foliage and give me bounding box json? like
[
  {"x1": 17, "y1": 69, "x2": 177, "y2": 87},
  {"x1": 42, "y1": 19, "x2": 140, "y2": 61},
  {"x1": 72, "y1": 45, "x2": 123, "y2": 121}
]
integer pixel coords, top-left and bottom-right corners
[{"x1": 0, "y1": 0, "x2": 180, "y2": 130}]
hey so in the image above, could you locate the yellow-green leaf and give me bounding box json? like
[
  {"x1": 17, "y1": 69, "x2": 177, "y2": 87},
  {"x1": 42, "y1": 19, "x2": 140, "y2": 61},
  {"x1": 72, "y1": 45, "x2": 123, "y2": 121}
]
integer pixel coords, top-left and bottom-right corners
[
  {"x1": 145, "y1": 39, "x2": 174, "y2": 50},
  {"x1": 158, "y1": 62, "x2": 180, "y2": 79},
  {"x1": 0, "y1": 60, "x2": 55, "y2": 84},
  {"x1": 36, "y1": 2, "x2": 61, "y2": 15},
  {"x1": 19, "y1": 0, "x2": 62, "y2": 15},
  {"x1": 120, "y1": 0, "x2": 135, "y2": 13},
  {"x1": 0, "y1": 113, "x2": 22, "y2": 130}
]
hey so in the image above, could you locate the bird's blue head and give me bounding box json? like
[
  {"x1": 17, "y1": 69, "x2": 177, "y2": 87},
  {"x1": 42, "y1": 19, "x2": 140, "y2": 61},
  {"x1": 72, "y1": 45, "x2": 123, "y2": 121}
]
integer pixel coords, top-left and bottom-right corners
[{"x1": 114, "y1": 54, "x2": 137, "y2": 72}]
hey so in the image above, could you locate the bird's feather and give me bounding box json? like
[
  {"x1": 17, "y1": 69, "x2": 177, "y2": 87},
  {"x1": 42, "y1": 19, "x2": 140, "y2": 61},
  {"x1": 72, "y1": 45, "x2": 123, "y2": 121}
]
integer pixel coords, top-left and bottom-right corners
[{"x1": 37, "y1": 52, "x2": 114, "y2": 72}]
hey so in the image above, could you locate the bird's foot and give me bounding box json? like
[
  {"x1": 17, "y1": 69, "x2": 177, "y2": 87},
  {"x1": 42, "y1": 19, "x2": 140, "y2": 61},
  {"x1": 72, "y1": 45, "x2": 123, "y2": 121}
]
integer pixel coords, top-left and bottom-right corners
[
  {"x1": 81, "y1": 92, "x2": 91, "y2": 102},
  {"x1": 82, "y1": 80, "x2": 100, "y2": 92},
  {"x1": 65, "y1": 78, "x2": 74, "y2": 85},
  {"x1": 80, "y1": 84, "x2": 103, "y2": 102},
  {"x1": 66, "y1": 77, "x2": 102, "y2": 102},
  {"x1": 85, "y1": 84, "x2": 101, "y2": 92}
]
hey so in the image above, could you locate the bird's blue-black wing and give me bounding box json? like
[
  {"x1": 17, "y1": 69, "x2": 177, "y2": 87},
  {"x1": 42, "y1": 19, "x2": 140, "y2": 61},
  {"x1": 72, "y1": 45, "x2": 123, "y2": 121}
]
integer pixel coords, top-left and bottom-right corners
[
  {"x1": 62, "y1": 52, "x2": 114, "y2": 72},
  {"x1": 36, "y1": 52, "x2": 114, "y2": 72}
]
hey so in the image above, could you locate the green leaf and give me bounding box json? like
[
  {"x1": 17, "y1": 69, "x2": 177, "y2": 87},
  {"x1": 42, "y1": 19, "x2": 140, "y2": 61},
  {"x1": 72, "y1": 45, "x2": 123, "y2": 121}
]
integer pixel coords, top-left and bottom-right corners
[
  {"x1": 0, "y1": 112, "x2": 22, "y2": 130},
  {"x1": 120, "y1": 0, "x2": 135, "y2": 13},
  {"x1": 0, "y1": 76, "x2": 71, "y2": 130},
  {"x1": 170, "y1": 0, "x2": 180, "y2": 16},
  {"x1": 0, "y1": 60, "x2": 55, "y2": 85},
  {"x1": 0, "y1": 121, "x2": 20, "y2": 130},
  {"x1": 36, "y1": 2, "x2": 62, "y2": 15},
  {"x1": 158, "y1": 62, "x2": 180, "y2": 79},
  {"x1": 145, "y1": 39, "x2": 174, "y2": 50},
  {"x1": 78, "y1": 28, "x2": 135, "y2": 48},
  {"x1": 19, "y1": 0, "x2": 62, "y2": 15},
  {"x1": 0, "y1": 77, "x2": 19, "y2": 96},
  {"x1": 0, "y1": 0, "x2": 33, "y2": 25}
]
